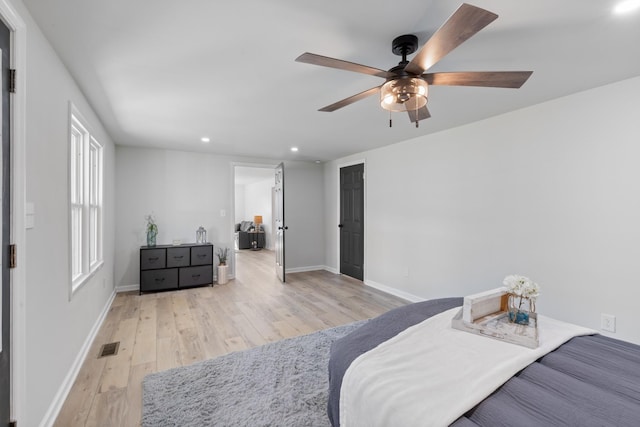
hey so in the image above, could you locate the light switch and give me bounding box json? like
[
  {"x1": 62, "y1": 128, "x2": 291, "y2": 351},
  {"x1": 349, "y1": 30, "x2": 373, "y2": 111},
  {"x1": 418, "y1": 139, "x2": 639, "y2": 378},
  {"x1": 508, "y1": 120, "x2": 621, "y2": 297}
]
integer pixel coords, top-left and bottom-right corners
[{"x1": 220, "y1": 209, "x2": 226, "y2": 217}]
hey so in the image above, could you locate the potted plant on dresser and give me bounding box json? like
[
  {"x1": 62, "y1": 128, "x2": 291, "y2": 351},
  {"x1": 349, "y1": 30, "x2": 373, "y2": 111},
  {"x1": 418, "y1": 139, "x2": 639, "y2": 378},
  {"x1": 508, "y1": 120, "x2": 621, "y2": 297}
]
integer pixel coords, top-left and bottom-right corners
[{"x1": 217, "y1": 247, "x2": 229, "y2": 285}]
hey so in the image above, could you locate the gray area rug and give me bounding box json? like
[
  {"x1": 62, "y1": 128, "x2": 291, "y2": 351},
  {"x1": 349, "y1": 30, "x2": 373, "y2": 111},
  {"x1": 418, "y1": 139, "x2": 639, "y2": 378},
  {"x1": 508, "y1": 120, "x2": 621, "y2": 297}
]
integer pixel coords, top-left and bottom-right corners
[{"x1": 142, "y1": 321, "x2": 366, "y2": 427}]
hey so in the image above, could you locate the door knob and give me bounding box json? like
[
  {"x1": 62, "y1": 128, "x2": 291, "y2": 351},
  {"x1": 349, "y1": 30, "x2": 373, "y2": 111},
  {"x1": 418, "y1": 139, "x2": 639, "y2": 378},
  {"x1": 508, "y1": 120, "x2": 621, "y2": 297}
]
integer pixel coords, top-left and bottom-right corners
[{"x1": 338, "y1": 224, "x2": 344, "y2": 228}]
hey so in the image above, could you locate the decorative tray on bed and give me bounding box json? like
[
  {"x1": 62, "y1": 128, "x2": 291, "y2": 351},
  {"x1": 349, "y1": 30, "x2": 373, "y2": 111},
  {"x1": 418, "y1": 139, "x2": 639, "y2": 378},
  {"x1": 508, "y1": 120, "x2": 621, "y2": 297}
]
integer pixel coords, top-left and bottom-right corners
[{"x1": 451, "y1": 288, "x2": 539, "y2": 349}]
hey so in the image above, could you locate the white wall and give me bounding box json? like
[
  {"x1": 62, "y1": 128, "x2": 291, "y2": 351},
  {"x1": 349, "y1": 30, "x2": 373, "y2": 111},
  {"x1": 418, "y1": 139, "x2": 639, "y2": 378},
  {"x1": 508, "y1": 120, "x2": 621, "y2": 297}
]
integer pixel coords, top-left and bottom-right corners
[
  {"x1": 115, "y1": 149, "x2": 324, "y2": 287},
  {"x1": 325, "y1": 75, "x2": 640, "y2": 345},
  {"x1": 15, "y1": 0, "x2": 117, "y2": 424},
  {"x1": 115, "y1": 147, "x2": 237, "y2": 285}
]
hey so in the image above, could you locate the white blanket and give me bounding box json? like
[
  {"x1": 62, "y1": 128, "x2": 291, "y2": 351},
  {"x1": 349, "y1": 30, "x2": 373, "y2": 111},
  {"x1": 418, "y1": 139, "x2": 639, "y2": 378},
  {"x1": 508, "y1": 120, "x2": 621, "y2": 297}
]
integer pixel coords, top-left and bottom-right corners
[{"x1": 339, "y1": 307, "x2": 596, "y2": 427}]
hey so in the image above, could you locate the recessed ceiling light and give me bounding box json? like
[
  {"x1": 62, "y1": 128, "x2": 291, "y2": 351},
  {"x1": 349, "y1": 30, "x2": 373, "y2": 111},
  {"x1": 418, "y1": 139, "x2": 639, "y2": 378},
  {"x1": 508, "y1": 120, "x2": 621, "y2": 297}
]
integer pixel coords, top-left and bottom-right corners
[
  {"x1": 315, "y1": 160, "x2": 321, "y2": 164},
  {"x1": 291, "y1": 147, "x2": 299, "y2": 152},
  {"x1": 614, "y1": 0, "x2": 640, "y2": 14},
  {"x1": 201, "y1": 137, "x2": 210, "y2": 143}
]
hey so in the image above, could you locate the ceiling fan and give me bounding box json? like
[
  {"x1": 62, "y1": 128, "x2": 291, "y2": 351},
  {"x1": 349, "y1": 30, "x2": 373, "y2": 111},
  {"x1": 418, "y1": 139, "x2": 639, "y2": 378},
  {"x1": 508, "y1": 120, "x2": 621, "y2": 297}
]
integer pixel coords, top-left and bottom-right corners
[{"x1": 295, "y1": 3, "x2": 532, "y2": 127}]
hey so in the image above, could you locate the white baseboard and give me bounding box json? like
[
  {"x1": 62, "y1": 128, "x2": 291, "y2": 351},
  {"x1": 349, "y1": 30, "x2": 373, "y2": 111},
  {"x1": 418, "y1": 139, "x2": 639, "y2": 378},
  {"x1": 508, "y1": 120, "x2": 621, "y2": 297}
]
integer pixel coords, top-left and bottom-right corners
[
  {"x1": 364, "y1": 280, "x2": 426, "y2": 303},
  {"x1": 285, "y1": 265, "x2": 326, "y2": 274},
  {"x1": 40, "y1": 289, "x2": 117, "y2": 426},
  {"x1": 116, "y1": 284, "x2": 139, "y2": 292},
  {"x1": 317, "y1": 268, "x2": 425, "y2": 303}
]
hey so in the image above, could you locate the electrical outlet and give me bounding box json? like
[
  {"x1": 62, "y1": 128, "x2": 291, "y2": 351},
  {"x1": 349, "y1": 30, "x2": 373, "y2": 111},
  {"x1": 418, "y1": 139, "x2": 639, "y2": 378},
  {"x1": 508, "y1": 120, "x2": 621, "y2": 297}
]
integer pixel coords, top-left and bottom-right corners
[{"x1": 601, "y1": 313, "x2": 616, "y2": 332}]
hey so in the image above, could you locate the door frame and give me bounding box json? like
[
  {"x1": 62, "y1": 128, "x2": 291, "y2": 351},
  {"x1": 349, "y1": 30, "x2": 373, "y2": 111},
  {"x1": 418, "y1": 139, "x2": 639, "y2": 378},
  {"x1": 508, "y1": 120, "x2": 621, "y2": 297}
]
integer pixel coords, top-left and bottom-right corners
[
  {"x1": 335, "y1": 159, "x2": 366, "y2": 280},
  {"x1": 0, "y1": 0, "x2": 26, "y2": 423},
  {"x1": 229, "y1": 161, "x2": 278, "y2": 277}
]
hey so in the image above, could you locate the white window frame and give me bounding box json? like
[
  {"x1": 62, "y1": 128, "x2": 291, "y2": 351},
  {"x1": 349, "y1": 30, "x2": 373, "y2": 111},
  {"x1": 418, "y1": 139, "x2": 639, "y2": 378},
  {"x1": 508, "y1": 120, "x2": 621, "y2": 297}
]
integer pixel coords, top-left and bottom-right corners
[{"x1": 69, "y1": 103, "x2": 104, "y2": 296}]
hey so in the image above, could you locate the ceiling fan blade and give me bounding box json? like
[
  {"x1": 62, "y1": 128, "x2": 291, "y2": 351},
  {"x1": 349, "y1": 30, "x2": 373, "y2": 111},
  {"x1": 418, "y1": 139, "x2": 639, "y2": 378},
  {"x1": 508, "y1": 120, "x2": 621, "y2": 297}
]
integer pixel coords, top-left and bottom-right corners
[
  {"x1": 423, "y1": 71, "x2": 533, "y2": 88},
  {"x1": 405, "y1": 4, "x2": 498, "y2": 75},
  {"x1": 296, "y1": 52, "x2": 389, "y2": 78},
  {"x1": 407, "y1": 106, "x2": 431, "y2": 123},
  {"x1": 318, "y1": 86, "x2": 381, "y2": 112}
]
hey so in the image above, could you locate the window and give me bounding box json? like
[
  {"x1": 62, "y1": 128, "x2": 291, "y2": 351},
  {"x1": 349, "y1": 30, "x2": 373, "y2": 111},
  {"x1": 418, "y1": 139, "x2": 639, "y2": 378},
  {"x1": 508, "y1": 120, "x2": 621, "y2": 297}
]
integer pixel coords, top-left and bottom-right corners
[{"x1": 70, "y1": 105, "x2": 103, "y2": 294}]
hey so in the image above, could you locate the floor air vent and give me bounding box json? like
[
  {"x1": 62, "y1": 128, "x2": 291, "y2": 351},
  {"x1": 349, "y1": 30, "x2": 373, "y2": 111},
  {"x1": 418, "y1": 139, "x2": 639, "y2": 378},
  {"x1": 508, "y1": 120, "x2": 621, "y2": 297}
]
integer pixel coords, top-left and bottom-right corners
[{"x1": 98, "y1": 342, "x2": 120, "y2": 358}]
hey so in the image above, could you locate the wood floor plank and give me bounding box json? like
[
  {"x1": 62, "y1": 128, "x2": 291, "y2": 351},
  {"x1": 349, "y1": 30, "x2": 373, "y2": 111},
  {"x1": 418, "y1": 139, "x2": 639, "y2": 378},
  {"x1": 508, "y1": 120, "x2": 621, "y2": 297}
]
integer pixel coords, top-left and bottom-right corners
[
  {"x1": 156, "y1": 336, "x2": 182, "y2": 371},
  {"x1": 123, "y1": 361, "x2": 156, "y2": 427},
  {"x1": 178, "y1": 326, "x2": 206, "y2": 365},
  {"x1": 54, "y1": 249, "x2": 408, "y2": 426},
  {"x1": 131, "y1": 298, "x2": 157, "y2": 366},
  {"x1": 99, "y1": 317, "x2": 137, "y2": 393},
  {"x1": 224, "y1": 335, "x2": 249, "y2": 353},
  {"x1": 155, "y1": 294, "x2": 177, "y2": 339},
  {"x1": 172, "y1": 293, "x2": 195, "y2": 331},
  {"x1": 84, "y1": 388, "x2": 128, "y2": 427}
]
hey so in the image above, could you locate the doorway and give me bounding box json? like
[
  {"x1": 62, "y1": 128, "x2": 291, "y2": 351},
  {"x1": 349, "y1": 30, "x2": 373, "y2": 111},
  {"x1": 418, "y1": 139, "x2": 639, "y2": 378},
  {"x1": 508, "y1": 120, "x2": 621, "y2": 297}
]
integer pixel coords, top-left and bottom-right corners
[
  {"x1": 339, "y1": 163, "x2": 364, "y2": 281},
  {"x1": 233, "y1": 165, "x2": 276, "y2": 277}
]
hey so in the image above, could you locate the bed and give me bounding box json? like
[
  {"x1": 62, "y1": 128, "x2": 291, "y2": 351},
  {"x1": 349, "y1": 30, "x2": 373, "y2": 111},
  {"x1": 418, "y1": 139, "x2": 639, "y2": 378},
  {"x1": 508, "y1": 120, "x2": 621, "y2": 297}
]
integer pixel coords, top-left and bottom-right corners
[{"x1": 328, "y1": 298, "x2": 640, "y2": 427}]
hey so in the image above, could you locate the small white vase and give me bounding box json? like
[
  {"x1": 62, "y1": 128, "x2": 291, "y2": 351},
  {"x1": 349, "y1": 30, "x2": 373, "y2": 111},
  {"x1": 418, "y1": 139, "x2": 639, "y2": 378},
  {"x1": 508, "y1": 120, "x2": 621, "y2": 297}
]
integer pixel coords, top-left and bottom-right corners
[{"x1": 217, "y1": 265, "x2": 228, "y2": 285}]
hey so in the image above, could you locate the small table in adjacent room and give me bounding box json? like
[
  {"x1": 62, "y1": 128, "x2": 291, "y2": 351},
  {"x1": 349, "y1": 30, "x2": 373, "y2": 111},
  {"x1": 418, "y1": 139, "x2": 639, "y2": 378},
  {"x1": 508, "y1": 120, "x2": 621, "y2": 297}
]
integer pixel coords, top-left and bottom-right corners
[{"x1": 247, "y1": 231, "x2": 265, "y2": 250}]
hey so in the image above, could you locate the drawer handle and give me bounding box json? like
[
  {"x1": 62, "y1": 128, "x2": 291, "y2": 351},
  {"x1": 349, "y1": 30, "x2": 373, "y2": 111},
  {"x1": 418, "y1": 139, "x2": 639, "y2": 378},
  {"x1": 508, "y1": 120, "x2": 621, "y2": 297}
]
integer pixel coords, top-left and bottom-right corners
[
  {"x1": 154, "y1": 277, "x2": 165, "y2": 283},
  {"x1": 149, "y1": 257, "x2": 159, "y2": 261},
  {"x1": 197, "y1": 254, "x2": 206, "y2": 258},
  {"x1": 192, "y1": 274, "x2": 201, "y2": 278},
  {"x1": 173, "y1": 255, "x2": 184, "y2": 259}
]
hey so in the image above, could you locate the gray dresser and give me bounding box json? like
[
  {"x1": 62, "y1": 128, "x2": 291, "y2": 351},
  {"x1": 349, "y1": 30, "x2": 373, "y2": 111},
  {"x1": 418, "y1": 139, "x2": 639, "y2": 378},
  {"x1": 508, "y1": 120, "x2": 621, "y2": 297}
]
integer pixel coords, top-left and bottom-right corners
[{"x1": 140, "y1": 243, "x2": 214, "y2": 293}]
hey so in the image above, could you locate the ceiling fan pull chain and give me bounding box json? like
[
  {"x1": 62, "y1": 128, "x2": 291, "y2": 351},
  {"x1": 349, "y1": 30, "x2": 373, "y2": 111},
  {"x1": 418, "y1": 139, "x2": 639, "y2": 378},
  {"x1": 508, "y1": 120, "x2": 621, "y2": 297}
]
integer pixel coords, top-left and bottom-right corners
[{"x1": 389, "y1": 110, "x2": 392, "y2": 128}]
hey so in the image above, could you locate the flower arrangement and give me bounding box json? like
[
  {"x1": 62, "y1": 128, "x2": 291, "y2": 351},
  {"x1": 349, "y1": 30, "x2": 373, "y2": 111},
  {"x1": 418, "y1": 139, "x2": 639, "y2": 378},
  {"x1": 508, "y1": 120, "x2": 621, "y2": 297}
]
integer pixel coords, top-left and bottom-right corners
[
  {"x1": 503, "y1": 275, "x2": 540, "y2": 325},
  {"x1": 217, "y1": 247, "x2": 229, "y2": 266},
  {"x1": 145, "y1": 214, "x2": 158, "y2": 235},
  {"x1": 145, "y1": 214, "x2": 158, "y2": 246}
]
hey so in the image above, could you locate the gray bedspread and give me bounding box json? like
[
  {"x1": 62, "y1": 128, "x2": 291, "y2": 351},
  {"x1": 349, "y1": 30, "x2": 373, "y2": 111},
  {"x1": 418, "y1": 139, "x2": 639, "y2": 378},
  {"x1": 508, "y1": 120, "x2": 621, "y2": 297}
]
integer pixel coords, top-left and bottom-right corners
[{"x1": 328, "y1": 298, "x2": 640, "y2": 426}]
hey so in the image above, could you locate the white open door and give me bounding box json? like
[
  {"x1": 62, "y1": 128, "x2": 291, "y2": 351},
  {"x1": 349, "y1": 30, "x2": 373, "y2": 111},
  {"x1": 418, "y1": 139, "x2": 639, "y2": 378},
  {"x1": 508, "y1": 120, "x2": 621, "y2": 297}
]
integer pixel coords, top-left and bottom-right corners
[{"x1": 274, "y1": 163, "x2": 286, "y2": 282}]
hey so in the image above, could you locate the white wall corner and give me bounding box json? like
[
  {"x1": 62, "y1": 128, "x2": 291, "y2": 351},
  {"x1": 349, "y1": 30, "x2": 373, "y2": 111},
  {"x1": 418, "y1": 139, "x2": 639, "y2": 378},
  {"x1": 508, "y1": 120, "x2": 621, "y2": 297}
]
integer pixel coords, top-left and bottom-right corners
[
  {"x1": 39, "y1": 289, "x2": 117, "y2": 426},
  {"x1": 323, "y1": 265, "x2": 339, "y2": 274}
]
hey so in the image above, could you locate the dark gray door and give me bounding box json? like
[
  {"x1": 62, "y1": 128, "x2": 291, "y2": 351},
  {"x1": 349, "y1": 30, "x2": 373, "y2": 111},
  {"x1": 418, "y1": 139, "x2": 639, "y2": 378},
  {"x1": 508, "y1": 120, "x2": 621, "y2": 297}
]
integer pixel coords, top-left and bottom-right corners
[
  {"x1": 340, "y1": 164, "x2": 364, "y2": 281},
  {"x1": 274, "y1": 163, "x2": 286, "y2": 282},
  {"x1": 0, "y1": 17, "x2": 11, "y2": 426}
]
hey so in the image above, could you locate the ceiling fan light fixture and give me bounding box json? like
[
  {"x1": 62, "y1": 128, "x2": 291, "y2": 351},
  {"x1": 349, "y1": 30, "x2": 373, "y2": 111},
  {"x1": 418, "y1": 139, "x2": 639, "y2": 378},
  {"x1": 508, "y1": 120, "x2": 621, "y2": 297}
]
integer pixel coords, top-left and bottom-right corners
[
  {"x1": 383, "y1": 94, "x2": 395, "y2": 105},
  {"x1": 380, "y1": 78, "x2": 429, "y2": 112}
]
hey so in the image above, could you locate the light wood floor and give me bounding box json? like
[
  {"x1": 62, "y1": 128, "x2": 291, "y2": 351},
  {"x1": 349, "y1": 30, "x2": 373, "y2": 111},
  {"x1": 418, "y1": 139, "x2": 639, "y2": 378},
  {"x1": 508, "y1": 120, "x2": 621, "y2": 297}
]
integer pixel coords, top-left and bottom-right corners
[{"x1": 54, "y1": 249, "x2": 408, "y2": 426}]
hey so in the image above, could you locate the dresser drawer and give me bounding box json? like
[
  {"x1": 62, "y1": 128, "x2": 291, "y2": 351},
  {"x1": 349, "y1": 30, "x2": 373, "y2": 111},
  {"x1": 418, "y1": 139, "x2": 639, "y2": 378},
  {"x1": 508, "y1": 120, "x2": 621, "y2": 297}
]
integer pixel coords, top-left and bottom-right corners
[
  {"x1": 141, "y1": 269, "x2": 178, "y2": 292},
  {"x1": 140, "y1": 248, "x2": 166, "y2": 270},
  {"x1": 179, "y1": 265, "x2": 213, "y2": 288},
  {"x1": 167, "y1": 247, "x2": 190, "y2": 268},
  {"x1": 191, "y1": 245, "x2": 213, "y2": 266}
]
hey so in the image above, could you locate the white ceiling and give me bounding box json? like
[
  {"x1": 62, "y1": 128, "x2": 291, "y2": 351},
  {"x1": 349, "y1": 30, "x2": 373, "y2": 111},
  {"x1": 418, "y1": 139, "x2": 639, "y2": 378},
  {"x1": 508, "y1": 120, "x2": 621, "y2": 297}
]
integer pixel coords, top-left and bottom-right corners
[{"x1": 23, "y1": 0, "x2": 640, "y2": 162}]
